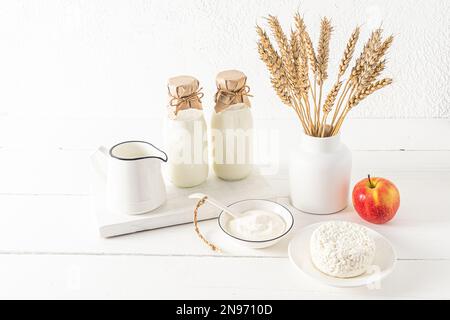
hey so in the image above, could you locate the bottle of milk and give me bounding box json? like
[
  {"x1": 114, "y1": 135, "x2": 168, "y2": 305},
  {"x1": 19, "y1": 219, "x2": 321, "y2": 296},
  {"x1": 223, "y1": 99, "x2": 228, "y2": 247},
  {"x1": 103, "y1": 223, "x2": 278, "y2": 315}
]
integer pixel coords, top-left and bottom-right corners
[
  {"x1": 165, "y1": 75, "x2": 208, "y2": 187},
  {"x1": 211, "y1": 70, "x2": 253, "y2": 181}
]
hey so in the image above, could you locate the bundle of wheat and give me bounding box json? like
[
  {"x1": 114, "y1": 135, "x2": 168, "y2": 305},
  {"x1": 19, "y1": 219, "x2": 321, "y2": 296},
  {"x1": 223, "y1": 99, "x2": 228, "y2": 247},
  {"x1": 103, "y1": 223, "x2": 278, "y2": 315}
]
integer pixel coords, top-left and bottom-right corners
[{"x1": 257, "y1": 13, "x2": 393, "y2": 137}]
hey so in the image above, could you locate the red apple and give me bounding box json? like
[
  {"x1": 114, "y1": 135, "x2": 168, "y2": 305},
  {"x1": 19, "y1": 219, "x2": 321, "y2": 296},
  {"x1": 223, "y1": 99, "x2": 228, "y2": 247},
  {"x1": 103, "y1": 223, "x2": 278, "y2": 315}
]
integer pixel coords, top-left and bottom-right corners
[{"x1": 352, "y1": 175, "x2": 400, "y2": 224}]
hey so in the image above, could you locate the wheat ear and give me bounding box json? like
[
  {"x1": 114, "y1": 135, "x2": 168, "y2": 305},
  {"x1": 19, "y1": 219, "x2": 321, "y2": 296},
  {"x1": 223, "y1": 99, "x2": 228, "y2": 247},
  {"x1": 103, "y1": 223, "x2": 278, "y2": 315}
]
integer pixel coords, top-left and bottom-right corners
[
  {"x1": 333, "y1": 78, "x2": 393, "y2": 135},
  {"x1": 331, "y1": 28, "x2": 383, "y2": 131},
  {"x1": 338, "y1": 26, "x2": 360, "y2": 79},
  {"x1": 290, "y1": 29, "x2": 314, "y2": 132},
  {"x1": 329, "y1": 27, "x2": 360, "y2": 129},
  {"x1": 293, "y1": 13, "x2": 314, "y2": 130},
  {"x1": 301, "y1": 30, "x2": 319, "y2": 133},
  {"x1": 256, "y1": 26, "x2": 290, "y2": 105},
  {"x1": 266, "y1": 15, "x2": 312, "y2": 131},
  {"x1": 257, "y1": 25, "x2": 310, "y2": 133},
  {"x1": 293, "y1": 13, "x2": 309, "y2": 85},
  {"x1": 316, "y1": 18, "x2": 333, "y2": 133},
  {"x1": 348, "y1": 78, "x2": 393, "y2": 109},
  {"x1": 319, "y1": 81, "x2": 342, "y2": 136},
  {"x1": 317, "y1": 18, "x2": 333, "y2": 85},
  {"x1": 350, "y1": 28, "x2": 382, "y2": 85},
  {"x1": 267, "y1": 15, "x2": 298, "y2": 89}
]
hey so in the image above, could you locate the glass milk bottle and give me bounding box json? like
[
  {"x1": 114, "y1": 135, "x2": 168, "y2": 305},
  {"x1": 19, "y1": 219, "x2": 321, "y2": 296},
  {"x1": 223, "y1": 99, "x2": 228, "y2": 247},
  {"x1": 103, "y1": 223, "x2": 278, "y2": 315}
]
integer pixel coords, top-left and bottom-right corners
[
  {"x1": 211, "y1": 70, "x2": 253, "y2": 181},
  {"x1": 165, "y1": 75, "x2": 208, "y2": 187}
]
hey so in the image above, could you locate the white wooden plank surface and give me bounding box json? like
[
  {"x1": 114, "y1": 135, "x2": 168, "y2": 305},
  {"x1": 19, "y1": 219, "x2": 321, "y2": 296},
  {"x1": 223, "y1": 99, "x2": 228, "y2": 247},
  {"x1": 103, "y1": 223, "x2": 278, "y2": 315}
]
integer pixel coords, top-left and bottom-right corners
[
  {"x1": 0, "y1": 255, "x2": 448, "y2": 299},
  {"x1": 0, "y1": 147, "x2": 449, "y2": 298},
  {"x1": 0, "y1": 150, "x2": 449, "y2": 260},
  {"x1": 0, "y1": 192, "x2": 449, "y2": 260}
]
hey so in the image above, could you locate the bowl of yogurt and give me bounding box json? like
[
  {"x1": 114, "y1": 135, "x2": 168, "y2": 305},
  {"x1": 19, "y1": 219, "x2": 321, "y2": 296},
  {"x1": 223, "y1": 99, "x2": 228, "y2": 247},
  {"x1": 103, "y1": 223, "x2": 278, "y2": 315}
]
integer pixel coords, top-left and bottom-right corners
[{"x1": 218, "y1": 199, "x2": 294, "y2": 249}]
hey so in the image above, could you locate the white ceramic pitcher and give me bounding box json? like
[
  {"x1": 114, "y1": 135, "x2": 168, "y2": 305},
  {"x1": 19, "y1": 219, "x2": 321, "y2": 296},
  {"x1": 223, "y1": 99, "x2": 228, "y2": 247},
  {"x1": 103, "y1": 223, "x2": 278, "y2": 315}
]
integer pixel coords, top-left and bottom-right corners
[{"x1": 91, "y1": 141, "x2": 168, "y2": 215}]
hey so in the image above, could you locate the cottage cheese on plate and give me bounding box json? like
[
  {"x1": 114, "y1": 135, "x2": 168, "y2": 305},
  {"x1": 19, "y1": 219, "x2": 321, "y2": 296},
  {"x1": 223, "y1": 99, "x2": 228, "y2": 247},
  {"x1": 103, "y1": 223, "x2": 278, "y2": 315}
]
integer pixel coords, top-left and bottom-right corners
[{"x1": 310, "y1": 221, "x2": 376, "y2": 278}]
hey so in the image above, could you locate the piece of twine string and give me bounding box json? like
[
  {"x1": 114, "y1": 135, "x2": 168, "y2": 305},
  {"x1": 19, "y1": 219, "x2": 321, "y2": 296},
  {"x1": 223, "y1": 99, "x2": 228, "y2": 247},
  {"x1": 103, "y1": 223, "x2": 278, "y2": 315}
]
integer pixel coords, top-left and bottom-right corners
[
  {"x1": 193, "y1": 196, "x2": 222, "y2": 253},
  {"x1": 214, "y1": 85, "x2": 253, "y2": 104},
  {"x1": 169, "y1": 87, "x2": 204, "y2": 115}
]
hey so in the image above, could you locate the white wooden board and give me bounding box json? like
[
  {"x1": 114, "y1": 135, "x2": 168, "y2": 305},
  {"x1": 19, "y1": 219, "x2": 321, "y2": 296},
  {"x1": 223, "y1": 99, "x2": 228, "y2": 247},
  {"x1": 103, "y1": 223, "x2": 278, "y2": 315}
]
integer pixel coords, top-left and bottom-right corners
[{"x1": 92, "y1": 169, "x2": 275, "y2": 237}]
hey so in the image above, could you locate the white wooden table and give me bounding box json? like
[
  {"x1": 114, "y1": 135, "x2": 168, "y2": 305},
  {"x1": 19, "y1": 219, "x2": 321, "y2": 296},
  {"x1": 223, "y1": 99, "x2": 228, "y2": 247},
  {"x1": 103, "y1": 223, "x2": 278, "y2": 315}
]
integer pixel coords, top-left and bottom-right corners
[{"x1": 0, "y1": 138, "x2": 449, "y2": 299}]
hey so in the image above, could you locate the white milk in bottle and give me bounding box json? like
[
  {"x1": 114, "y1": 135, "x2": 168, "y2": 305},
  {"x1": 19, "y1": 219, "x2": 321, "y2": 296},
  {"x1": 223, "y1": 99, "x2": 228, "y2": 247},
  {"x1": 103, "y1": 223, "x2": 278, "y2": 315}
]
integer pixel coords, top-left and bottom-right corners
[
  {"x1": 211, "y1": 70, "x2": 253, "y2": 181},
  {"x1": 165, "y1": 75, "x2": 208, "y2": 187}
]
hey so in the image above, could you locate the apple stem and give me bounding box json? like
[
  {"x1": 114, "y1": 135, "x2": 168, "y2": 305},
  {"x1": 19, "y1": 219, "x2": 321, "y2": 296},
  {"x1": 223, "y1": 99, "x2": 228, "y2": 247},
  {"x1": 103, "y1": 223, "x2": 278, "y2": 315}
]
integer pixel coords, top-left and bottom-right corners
[{"x1": 368, "y1": 174, "x2": 375, "y2": 188}]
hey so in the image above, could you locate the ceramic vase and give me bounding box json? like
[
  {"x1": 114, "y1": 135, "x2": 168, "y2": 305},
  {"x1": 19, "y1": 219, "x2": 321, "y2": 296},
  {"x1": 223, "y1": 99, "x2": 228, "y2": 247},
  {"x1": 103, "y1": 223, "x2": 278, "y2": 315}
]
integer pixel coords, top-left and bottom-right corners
[{"x1": 289, "y1": 132, "x2": 352, "y2": 214}]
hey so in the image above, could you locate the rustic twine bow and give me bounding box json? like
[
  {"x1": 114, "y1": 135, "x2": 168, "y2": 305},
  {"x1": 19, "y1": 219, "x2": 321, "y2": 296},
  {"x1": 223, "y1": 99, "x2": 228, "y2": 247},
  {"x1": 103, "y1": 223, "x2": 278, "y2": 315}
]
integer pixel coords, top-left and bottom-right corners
[
  {"x1": 169, "y1": 87, "x2": 204, "y2": 115},
  {"x1": 214, "y1": 85, "x2": 253, "y2": 109}
]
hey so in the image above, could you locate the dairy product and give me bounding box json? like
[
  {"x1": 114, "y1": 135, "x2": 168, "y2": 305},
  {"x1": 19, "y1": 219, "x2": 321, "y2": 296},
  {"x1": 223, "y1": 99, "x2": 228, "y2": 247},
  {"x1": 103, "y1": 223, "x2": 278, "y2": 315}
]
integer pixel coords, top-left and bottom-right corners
[{"x1": 226, "y1": 210, "x2": 286, "y2": 241}]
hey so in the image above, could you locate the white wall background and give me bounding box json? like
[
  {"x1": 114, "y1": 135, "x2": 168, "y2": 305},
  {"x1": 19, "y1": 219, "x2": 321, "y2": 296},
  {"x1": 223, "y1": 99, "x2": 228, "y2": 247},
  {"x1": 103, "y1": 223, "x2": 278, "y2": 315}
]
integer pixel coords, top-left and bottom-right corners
[{"x1": 0, "y1": 0, "x2": 449, "y2": 151}]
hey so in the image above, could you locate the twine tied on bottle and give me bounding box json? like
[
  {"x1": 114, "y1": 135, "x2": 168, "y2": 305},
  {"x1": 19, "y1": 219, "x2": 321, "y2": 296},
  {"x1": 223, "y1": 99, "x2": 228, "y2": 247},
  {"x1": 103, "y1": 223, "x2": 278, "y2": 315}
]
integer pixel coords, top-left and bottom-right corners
[
  {"x1": 169, "y1": 88, "x2": 204, "y2": 115},
  {"x1": 214, "y1": 70, "x2": 252, "y2": 113}
]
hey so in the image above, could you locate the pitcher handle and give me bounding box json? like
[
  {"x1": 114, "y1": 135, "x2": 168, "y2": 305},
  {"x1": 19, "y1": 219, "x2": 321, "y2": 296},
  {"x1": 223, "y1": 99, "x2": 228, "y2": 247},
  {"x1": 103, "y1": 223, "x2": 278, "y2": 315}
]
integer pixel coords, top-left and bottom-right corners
[{"x1": 90, "y1": 146, "x2": 108, "y2": 179}]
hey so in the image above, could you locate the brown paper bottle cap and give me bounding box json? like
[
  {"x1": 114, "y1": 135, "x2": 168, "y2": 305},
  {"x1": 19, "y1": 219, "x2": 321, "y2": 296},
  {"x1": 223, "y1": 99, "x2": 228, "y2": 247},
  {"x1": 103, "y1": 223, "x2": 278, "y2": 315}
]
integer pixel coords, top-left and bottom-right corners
[
  {"x1": 214, "y1": 70, "x2": 251, "y2": 113},
  {"x1": 167, "y1": 75, "x2": 203, "y2": 117}
]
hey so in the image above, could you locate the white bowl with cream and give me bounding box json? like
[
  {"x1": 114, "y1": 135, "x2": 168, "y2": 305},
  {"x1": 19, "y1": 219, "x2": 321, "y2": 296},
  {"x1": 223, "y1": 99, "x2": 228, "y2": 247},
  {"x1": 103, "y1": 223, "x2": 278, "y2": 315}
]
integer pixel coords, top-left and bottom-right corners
[{"x1": 218, "y1": 199, "x2": 294, "y2": 249}]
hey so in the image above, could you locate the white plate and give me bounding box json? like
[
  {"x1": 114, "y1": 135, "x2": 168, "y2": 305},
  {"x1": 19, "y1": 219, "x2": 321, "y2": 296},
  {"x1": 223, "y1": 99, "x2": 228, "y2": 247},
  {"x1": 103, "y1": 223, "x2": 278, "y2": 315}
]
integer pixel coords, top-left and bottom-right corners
[{"x1": 288, "y1": 222, "x2": 397, "y2": 288}]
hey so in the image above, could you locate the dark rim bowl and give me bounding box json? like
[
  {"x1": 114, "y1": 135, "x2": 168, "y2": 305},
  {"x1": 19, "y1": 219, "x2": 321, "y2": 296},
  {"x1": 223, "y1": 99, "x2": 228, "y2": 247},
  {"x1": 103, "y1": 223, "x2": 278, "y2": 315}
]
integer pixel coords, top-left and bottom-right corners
[{"x1": 218, "y1": 199, "x2": 294, "y2": 243}]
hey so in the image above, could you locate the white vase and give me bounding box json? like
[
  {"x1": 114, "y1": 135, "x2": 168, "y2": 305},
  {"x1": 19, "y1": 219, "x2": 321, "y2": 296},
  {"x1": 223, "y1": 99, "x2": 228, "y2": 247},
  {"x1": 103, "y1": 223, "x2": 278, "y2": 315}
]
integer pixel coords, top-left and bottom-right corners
[{"x1": 289, "y1": 132, "x2": 352, "y2": 214}]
